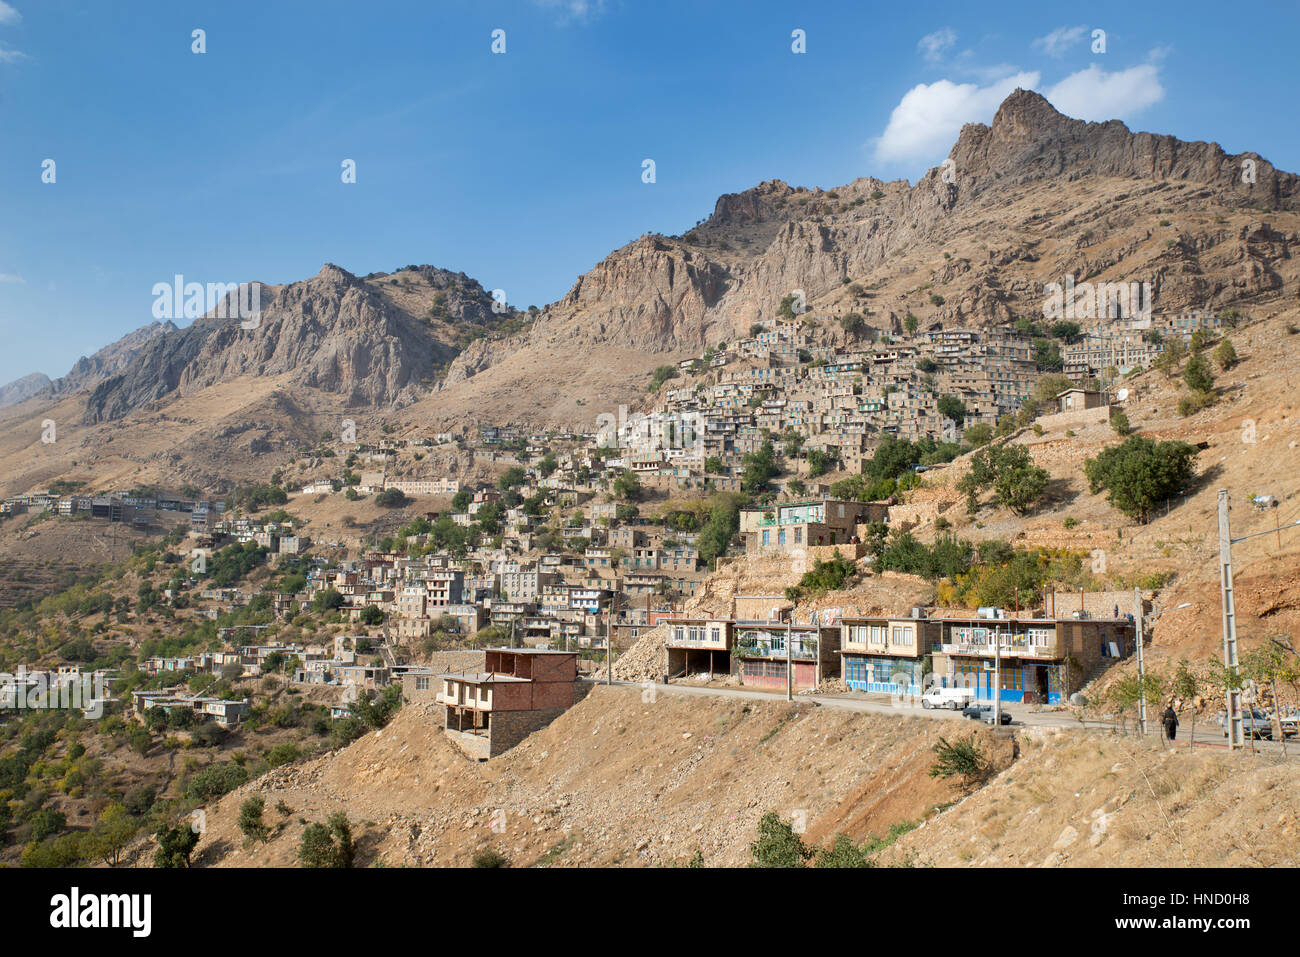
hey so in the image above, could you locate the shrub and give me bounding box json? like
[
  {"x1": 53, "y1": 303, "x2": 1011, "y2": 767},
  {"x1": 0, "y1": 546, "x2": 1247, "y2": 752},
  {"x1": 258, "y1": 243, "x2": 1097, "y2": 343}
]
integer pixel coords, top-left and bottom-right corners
[
  {"x1": 238, "y1": 796, "x2": 269, "y2": 846},
  {"x1": 813, "y1": 834, "x2": 873, "y2": 868},
  {"x1": 185, "y1": 762, "x2": 248, "y2": 801},
  {"x1": 929, "y1": 736, "x2": 991, "y2": 789},
  {"x1": 298, "y1": 812, "x2": 354, "y2": 868},
  {"x1": 1178, "y1": 391, "x2": 1216, "y2": 416},
  {"x1": 471, "y1": 848, "x2": 510, "y2": 868},
  {"x1": 748, "y1": 811, "x2": 812, "y2": 868}
]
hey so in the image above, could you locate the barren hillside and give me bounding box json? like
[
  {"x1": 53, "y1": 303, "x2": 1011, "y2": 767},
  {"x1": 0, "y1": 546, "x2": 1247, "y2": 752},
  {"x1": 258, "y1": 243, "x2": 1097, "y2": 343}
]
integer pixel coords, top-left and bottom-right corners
[{"x1": 166, "y1": 685, "x2": 1299, "y2": 868}]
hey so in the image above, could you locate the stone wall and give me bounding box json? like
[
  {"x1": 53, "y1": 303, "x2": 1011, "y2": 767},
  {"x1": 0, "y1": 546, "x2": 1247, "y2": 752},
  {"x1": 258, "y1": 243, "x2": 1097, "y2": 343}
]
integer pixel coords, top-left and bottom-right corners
[{"x1": 1036, "y1": 405, "x2": 1109, "y2": 431}]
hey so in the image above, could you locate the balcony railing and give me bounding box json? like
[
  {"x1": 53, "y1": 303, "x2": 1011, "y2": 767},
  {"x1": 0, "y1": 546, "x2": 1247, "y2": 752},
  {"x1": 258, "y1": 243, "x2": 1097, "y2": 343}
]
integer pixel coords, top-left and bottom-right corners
[
  {"x1": 733, "y1": 638, "x2": 818, "y2": 660},
  {"x1": 666, "y1": 635, "x2": 728, "y2": 649},
  {"x1": 940, "y1": 642, "x2": 1058, "y2": 659}
]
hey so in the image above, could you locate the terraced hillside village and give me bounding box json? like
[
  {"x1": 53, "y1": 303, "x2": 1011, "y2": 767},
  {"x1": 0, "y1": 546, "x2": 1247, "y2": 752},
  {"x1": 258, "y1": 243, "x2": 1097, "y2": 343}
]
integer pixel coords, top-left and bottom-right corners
[{"x1": 2, "y1": 90, "x2": 1300, "y2": 870}]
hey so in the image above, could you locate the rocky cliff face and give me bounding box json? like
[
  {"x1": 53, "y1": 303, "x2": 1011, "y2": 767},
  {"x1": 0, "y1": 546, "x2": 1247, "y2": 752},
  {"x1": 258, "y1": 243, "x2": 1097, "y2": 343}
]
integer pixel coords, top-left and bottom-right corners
[
  {"x1": 0, "y1": 372, "x2": 53, "y2": 409},
  {"x1": 0, "y1": 320, "x2": 177, "y2": 409},
  {"x1": 949, "y1": 90, "x2": 1300, "y2": 208},
  {"x1": 81, "y1": 265, "x2": 499, "y2": 423}
]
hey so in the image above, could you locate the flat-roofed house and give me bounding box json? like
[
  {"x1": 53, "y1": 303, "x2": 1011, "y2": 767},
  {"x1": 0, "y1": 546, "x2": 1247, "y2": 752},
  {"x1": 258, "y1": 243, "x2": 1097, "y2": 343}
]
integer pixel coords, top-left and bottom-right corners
[
  {"x1": 839, "y1": 612, "x2": 940, "y2": 696},
  {"x1": 435, "y1": 649, "x2": 580, "y2": 760}
]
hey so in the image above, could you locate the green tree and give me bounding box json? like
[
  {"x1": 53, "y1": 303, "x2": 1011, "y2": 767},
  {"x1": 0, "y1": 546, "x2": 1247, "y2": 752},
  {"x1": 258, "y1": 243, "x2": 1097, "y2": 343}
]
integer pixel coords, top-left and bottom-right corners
[
  {"x1": 1171, "y1": 659, "x2": 1199, "y2": 752},
  {"x1": 806, "y1": 448, "x2": 836, "y2": 478},
  {"x1": 741, "y1": 442, "x2": 779, "y2": 494},
  {"x1": 359, "y1": 604, "x2": 384, "y2": 626},
  {"x1": 451, "y1": 489, "x2": 472, "y2": 511},
  {"x1": 1183, "y1": 352, "x2": 1214, "y2": 393},
  {"x1": 1213, "y1": 338, "x2": 1238, "y2": 371},
  {"x1": 313, "y1": 588, "x2": 345, "y2": 612},
  {"x1": 936, "y1": 395, "x2": 966, "y2": 424},
  {"x1": 497, "y1": 467, "x2": 527, "y2": 490},
  {"x1": 612, "y1": 470, "x2": 642, "y2": 502},
  {"x1": 1083, "y1": 436, "x2": 1198, "y2": 523},
  {"x1": 154, "y1": 822, "x2": 200, "y2": 868}
]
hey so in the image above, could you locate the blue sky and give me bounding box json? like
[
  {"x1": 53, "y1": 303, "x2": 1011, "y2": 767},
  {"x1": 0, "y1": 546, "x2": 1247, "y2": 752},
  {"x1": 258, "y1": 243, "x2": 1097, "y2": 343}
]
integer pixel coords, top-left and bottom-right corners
[{"x1": 1, "y1": 0, "x2": 1297, "y2": 385}]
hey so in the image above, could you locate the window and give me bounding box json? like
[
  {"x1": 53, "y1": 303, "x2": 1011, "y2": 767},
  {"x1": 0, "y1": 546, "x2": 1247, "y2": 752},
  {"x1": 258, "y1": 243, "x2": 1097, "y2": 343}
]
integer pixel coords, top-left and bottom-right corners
[{"x1": 416, "y1": 676, "x2": 429, "y2": 691}]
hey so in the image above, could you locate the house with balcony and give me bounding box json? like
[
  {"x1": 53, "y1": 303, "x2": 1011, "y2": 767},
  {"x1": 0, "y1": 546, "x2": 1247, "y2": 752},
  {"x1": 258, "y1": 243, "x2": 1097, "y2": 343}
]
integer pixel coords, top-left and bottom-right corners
[
  {"x1": 738, "y1": 498, "x2": 887, "y2": 554},
  {"x1": 929, "y1": 612, "x2": 1135, "y2": 704},
  {"x1": 731, "y1": 621, "x2": 840, "y2": 692},
  {"x1": 435, "y1": 649, "x2": 580, "y2": 760},
  {"x1": 663, "y1": 617, "x2": 733, "y2": 680},
  {"x1": 839, "y1": 613, "x2": 940, "y2": 695}
]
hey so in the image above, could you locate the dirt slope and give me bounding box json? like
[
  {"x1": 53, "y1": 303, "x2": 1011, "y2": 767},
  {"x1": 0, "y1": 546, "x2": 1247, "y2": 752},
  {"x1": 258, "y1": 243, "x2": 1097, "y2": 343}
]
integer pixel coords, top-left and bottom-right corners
[
  {"x1": 180, "y1": 686, "x2": 1004, "y2": 868},
  {"x1": 880, "y1": 727, "x2": 1300, "y2": 867}
]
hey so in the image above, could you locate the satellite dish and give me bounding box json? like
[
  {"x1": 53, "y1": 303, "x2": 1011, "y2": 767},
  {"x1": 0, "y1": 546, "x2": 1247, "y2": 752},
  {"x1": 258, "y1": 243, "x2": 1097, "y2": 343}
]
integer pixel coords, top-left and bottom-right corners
[{"x1": 1116, "y1": 388, "x2": 1129, "y2": 402}]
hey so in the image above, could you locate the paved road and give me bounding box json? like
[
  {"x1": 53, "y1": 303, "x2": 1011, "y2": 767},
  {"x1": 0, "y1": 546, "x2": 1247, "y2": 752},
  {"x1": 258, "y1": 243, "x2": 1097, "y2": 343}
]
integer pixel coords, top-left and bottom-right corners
[{"x1": 596, "y1": 678, "x2": 1300, "y2": 759}]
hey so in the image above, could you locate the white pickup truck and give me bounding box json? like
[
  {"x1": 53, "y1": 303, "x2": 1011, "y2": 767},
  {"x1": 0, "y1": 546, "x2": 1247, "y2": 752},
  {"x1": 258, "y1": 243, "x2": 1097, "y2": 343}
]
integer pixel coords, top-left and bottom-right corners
[{"x1": 921, "y1": 686, "x2": 977, "y2": 710}]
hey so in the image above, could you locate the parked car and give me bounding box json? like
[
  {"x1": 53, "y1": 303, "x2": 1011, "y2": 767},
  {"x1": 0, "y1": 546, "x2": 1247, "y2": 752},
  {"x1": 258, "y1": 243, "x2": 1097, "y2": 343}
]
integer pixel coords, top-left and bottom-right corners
[
  {"x1": 921, "y1": 686, "x2": 976, "y2": 710},
  {"x1": 1217, "y1": 709, "x2": 1273, "y2": 739},
  {"x1": 962, "y1": 703, "x2": 1013, "y2": 725}
]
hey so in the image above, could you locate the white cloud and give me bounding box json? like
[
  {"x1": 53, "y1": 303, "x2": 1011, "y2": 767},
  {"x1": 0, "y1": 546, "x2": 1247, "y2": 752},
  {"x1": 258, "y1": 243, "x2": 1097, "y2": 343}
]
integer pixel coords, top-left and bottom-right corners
[
  {"x1": 0, "y1": 47, "x2": 27, "y2": 62},
  {"x1": 873, "y1": 71, "x2": 1040, "y2": 164},
  {"x1": 1044, "y1": 63, "x2": 1165, "y2": 121},
  {"x1": 0, "y1": 3, "x2": 20, "y2": 26},
  {"x1": 1033, "y1": 25, "x2": 1087, "y2": 57},
  {"x1": 917, "y1": 28, "x2": 957, "y2": 62},
  {"x1": 0, "y1": 273, "x2": 25, "y2": 284}
]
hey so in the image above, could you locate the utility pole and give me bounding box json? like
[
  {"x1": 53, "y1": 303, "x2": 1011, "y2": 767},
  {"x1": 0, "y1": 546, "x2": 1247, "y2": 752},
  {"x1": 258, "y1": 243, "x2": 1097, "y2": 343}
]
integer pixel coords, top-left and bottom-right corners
[
  {"x1": 1135, "y1": 585, "x2": 1146, "y2": 736},
  {"x1": 993, "y1": 624, "x2": 1001, "y2": 727},
  {"x1": 1218, "y1": 490, "x2": 1244, "y2": 750},
  {"x1": 606, "y1": 589, "x2": 617, "y2": 686},
  {"x1": 786, "y1": 616, "x2": 793, "y2": 702}
]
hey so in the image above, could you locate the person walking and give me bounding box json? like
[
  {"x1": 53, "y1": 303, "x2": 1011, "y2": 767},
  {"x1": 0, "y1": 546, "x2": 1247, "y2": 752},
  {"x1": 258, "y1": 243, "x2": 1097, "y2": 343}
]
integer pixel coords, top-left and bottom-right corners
[{"x1": 1162, "y1": 705, "x2": 1179, "y2": 741}]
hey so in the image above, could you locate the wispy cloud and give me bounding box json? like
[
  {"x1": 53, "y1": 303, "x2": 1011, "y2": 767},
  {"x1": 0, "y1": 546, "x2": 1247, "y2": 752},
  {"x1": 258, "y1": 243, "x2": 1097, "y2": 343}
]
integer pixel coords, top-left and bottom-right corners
[
  {"x1": 532, "y1": 0, "x2": 606, "y2": 22},
  {"x1": 917, "y1": 28, "x2": 957, "y2": 63},
  {"x1": 1033, "y1": 25, "x2": 1088, "y2": 57},
  {"x1": 0, "y1": 3, "x2": 20, "y2": 26},
  {"x1": 0, "y1": 273, "x2": 26, "y2": 284},
  {"x1": 0, "y1": 47, "x2": 27, "y2": 63}
]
